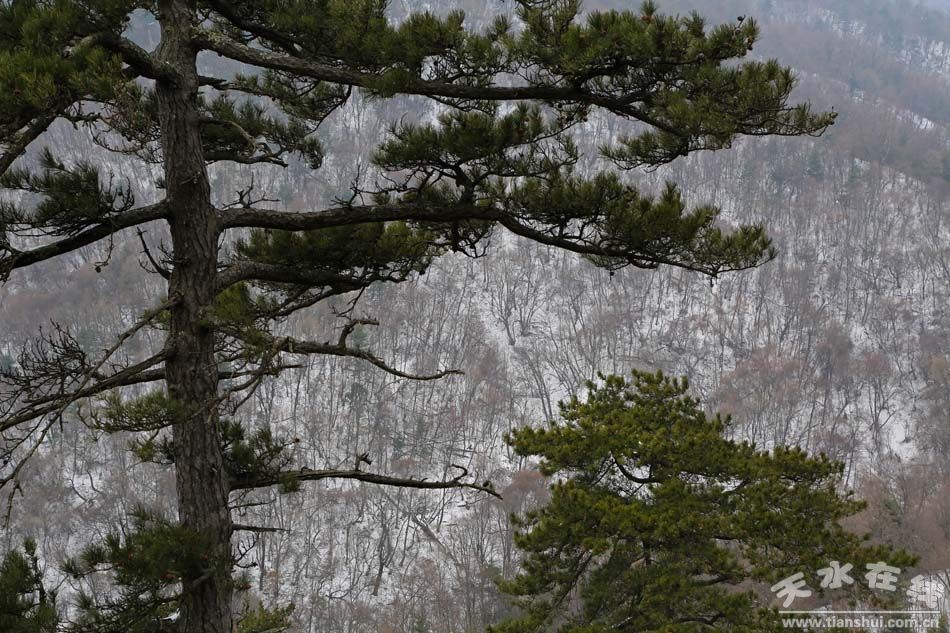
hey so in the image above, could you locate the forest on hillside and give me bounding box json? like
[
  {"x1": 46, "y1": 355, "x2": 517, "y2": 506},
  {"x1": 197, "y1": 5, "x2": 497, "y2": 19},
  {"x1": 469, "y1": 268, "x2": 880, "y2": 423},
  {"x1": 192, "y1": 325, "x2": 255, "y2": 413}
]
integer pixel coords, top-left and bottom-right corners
[{"x1": 0, "y1": 1, "x2": 948, "y2": 632}]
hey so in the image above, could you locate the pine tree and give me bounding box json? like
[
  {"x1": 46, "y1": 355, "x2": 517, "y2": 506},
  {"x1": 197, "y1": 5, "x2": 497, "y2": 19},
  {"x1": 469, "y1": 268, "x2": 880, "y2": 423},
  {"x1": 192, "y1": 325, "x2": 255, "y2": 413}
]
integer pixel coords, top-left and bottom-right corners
[
  {"x1": 493, "y1": 371, "x2": 914, "y2": 632},
  {"x1": 0, "y1": 539, "x2": 58, "y2": 633},
  {"x1": 0, "y1": 1, "x2": 835, "y2": 631}
]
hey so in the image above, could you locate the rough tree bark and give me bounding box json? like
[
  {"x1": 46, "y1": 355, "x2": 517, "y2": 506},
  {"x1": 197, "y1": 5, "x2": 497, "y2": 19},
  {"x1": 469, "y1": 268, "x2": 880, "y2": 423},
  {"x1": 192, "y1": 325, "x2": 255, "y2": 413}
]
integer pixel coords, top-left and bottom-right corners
[{"x1": 155, "y1": 1, "x2": 232, "y2": 631}]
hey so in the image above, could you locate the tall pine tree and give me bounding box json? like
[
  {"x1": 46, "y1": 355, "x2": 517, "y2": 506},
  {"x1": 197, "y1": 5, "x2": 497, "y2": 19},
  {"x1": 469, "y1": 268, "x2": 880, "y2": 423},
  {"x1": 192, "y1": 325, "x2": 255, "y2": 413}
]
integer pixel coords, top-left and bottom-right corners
[{"x1": 0, "y1": 1, "x2": 834, "y2": 631}]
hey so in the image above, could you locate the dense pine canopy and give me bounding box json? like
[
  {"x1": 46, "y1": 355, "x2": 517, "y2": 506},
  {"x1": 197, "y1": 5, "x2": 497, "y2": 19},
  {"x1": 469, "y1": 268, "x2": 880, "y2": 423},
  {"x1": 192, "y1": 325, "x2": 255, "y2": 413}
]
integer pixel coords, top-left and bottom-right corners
[
  {"x1": 0, "y1": 0, "x2": 834, "y2": 283},
  {"x1": 495, "y1": 372, "x2": 913, "y2": 632}
]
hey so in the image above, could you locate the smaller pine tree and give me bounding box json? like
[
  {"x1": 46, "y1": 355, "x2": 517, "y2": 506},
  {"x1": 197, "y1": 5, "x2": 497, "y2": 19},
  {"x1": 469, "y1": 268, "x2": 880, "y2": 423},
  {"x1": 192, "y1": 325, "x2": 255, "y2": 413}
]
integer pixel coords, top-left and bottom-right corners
[
  {"x1": 494, "y1": 371, "x2": 914, "y2": 633},
  {"x1": 0, "y1": 539, "x2": 57, "y2": 633}
]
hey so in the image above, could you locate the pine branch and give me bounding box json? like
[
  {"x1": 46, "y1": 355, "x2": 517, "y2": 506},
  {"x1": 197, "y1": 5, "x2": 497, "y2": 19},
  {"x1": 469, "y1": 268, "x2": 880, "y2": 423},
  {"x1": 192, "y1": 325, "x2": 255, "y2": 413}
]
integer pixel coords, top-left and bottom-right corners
[
  {"x1": 229, "y1": 466, "x2": 500, "y2": 498},
  {"x1": 0, "y1": 113, "x2": 59, "y2": 178},
  {"x1": 0, "y1": 202, "x2": 169, "y2": 281},
  {"x1": 8, "y1": 352, "x2": 169, "y2": 418},
  {"x1": 217, "y1": 202, "x2": 494, "y2": 231},
  {"x1": 194, "y1": 28, "x2": 832, "y2": 147},
  {"x1": 203, "y1": 151, "x2": 288, "y2": 167},
  {"x1": 204, "y1": 0, "x2": 302, "y2": 55},
  {"x1": 136, "y1": 229, "x2": 171, "y2": 279},
  {"x1": 218, "y1": 202, "x2": 766, "y2": 277},
  {"x1": 192, "y1": 30, "x2": 679, "y2": 131},
  {"x1": 215, "y1": 261, "x2": 396, "y2": 293},
  {"x1": 74, "y1": 33, "x2": 176, "y2": 84}
]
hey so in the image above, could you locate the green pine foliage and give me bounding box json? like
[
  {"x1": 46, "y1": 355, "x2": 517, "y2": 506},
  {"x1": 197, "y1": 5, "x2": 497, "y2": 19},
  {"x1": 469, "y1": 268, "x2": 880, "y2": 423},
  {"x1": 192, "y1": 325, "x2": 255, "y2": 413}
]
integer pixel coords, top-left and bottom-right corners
[
  {"x1": 221, "y1": 419, "x2": 296, "y2": 485},
  {"x1": 92, "y1": 391, "x2": 184, "y2": 434},
  {"x1": 64, "y1": 506, "x2": 218, "y2": 633},
  {"x1": 0, "y1": 539, "x2": 58, "y2": 633},
  {"x1": 493, "y1": 371, "x2": 914, "y2": 633},
  {"x1": 502, "y1": 175, "x2": 775, "y2": 272},
  {"x1": 0, "y1": 148, "x2": 135, "y2": 234},
  {"x1": 372, "y1": 104, "x2": 578, "y2": 198},
  {"x1": 0, "y1": 0, "x2": 835, "y2": 280},
  {"x1": 201, "y1": 95, "x2": 324, "y2": 168},
  {"x1": 0, "y1": 1, "x2": 128, "y2": 121},
  {"x1": 129, "y1": 417, "x2": 297, "y2": 484},
  {"x1": 203, "y1": 283, "x2": 275, "y2": 351},
  {"x1": 237, "y1": 221, "x2": 445, "y2": 281}
]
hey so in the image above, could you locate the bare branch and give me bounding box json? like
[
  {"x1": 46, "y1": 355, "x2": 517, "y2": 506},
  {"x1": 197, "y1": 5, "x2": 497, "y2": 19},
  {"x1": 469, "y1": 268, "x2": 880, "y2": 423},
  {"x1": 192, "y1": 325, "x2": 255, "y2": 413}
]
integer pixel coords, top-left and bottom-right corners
[
  {"x1": 11, "y1": 352, "x2": 169, "y2": 414},
  {"x1": 137, "y1": 229, "x2": 171, "y2": 279},
  {"x1": 231, "y1": 523, "x2": 288, "y2": 533},
  {"x1": 1, "y1": 297, "x2": 178, "y2": 494},
  {"x1": 242, "y1": 329, "x2": 463, "y2": 382},
  {"x1": 203, "y1": 151, "x2": 288, "y2": 167}
]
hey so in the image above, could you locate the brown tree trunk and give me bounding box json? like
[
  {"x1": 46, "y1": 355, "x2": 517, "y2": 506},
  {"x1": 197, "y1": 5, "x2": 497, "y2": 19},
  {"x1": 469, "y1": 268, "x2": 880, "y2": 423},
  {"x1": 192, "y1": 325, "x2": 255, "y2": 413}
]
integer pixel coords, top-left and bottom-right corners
[{"x1": 155, "y1": 1, "x2": 232, "y2": 631}]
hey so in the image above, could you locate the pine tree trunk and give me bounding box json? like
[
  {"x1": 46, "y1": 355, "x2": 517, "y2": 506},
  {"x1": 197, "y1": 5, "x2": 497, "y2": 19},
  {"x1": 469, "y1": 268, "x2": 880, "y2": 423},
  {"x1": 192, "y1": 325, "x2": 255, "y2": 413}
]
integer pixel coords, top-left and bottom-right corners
[{"x1": 155, "y1": 1, "x2": 232, "y2": 631}]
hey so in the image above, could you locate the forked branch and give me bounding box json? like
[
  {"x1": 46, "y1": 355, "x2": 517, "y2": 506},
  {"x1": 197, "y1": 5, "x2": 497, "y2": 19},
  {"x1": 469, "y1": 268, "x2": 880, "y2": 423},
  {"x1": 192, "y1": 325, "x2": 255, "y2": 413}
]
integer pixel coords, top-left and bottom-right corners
[{"x1": 263, "y1": 329, "x2": 462, "y2": 382}]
